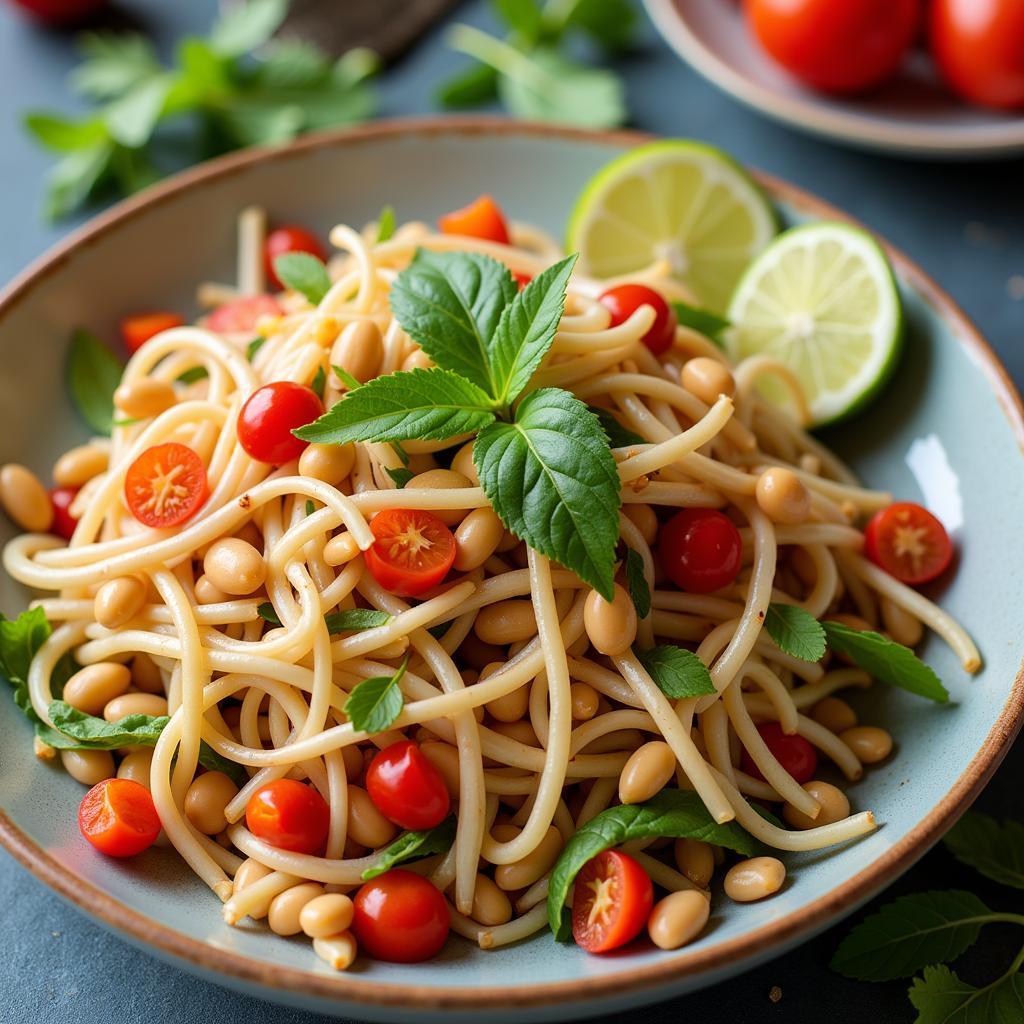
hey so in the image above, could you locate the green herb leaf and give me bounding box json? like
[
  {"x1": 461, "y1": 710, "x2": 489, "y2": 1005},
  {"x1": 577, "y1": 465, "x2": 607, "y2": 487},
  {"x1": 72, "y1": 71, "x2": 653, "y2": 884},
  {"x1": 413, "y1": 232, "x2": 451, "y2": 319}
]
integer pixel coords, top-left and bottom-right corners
[
  {"x1": 257, "y1": 602, "x2": 281, "y2": 626},
  {"x1": 67, "y1": 328, "x2": 123, "y2": 435},
  {"x1": 376, "y1": 204, "x2": 396, "y2": 243},
  {"x1": 344, "y1": 657, "x2": 408, "y2": 734},
  {"x1": 325, "y1": 609, "x2": 391, "y2": 633},
  {"x1": 273, "y1": 252, "x2": 331, "y2": 306},
  {"x1": 103, "y1": 74, "x2": 171, "y2": 148},
  {"x1": 391, "y1": 441, "x2": 410, "y2": 466},
  {"x1": 311, "y1": 365, "x2": 326, "y2": 400},
  {"x1": 198, "y1": 740, "x2": 250, "y2": 787},
  {"x1": 672, "y1": 301, "x2": 730, "y2": 345},
  {"x1": 45, "y1": 700, "x2": 169, "y2": 750},
  {"x1": 177, "y1": 366, "x2": 209, "y2": 385},
  {"x1": 943, "y1": 813, "x2": 1024, "y2": 890},
  {"x1": 822, "y1": 621, "x2": 949, "y2": 703},
  {"x1": 331, "y1": 364, "x2": 362, "y2": 391},
  {"x1": 361, "y1": 816, "x2": 457, "y2": 880},
  {"x1": 635, "y1": 644, "x2": 715, "y2": 699},
  {"x1": 624, "y1": 548, "x2": 650, "y2": 619},
  {"x1": 474, "y1": 388, "x2": 620, "y2": 599},
  {"x1": 386, "y1": 467, "x2": 414, "y2": 489},
  {"x1": 427, "y1": 621, "x2": 452, "y2": 640},
  {"x1": 256, "y1": 38, "x2": 330, "y2": 90},
  {"x1": 495, "y1": 0, "x2": 543, "y2": 39},
  {"x1": 547, "y1": 789, "x2": 758, "y2": 939},
  {"x1": 437, "y1": 62, "x2": 499, "y2": 108},
  {"x1": 561, "y1": 0, "x2": 638, "y2": 52},
  {"x1": 294, "y1": 368, "x2": 496, "y2": 446},
  {"x1": 590, "y1": 406, "x2": 645, "y2": 447},
  {"x1": 0, "y1": 608, "x2": 52, "y2": 719},
  {"x1": 764, "y1": 603, "x2": 826, "y2": 662},
  {"x1": 305, "y1": 499, "x2": 316, "y2": 517},
  {"x1": 45, "y1": 141, "x2": 114, "y2": 222},
  {"x1": 71, "y1": 32, "x2": 161, "y2": 100},
  {"x1": 209, "y1": 0, "x2": 288, "y2": 58},
  {"x1": 247, "y1": 336, "x2": 266, "y2": 360},
  {"x1": 23, "y1": 113, "x2": 108, "y2": 152},
  {"x1": 831, "y1": 891, "x2": 992, "y2": 982},
  {"x1": 389, "y1": 249, "x2": 516, "y2": 397},
  {"x1": 908, "y1": 964, "x2": 1024, "y2": 1023}
]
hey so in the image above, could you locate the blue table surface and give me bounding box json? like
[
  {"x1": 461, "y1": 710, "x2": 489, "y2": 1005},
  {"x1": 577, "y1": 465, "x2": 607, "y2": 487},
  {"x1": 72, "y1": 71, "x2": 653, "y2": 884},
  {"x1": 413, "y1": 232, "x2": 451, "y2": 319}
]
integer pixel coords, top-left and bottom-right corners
[{"x1": 0, "y1": 3, "x2": 1022, "y2": 1023}]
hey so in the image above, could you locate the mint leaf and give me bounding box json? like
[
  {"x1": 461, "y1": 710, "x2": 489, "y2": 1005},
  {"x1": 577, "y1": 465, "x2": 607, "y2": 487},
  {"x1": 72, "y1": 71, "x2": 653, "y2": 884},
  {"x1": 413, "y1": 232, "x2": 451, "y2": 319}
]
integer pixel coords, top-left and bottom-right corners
[
  {"x1": 590, "y1": 406, "x2": 645, "y2": 447},
  {"x1": 376, "y1": 204, "x2": 396, "y2": 243},
  {"x1": 389, "y1": 249, "x2": 516, "y2": 397},
  {"x1": 103, "y1": 75, "x2": 171, "y2": 148},
  {"x1": 561, "y1": 0, "x2": 638, "y2": 52},
  {"x1": 909, "y1": 964, "x2": 1024, "y2": 1023},
  {"x1": 437, "y1": 62, "x2": 499, "y2": 108},
  {"x1": 294, "y1": 368, "x2": 496, "y2": 446},
  {"x1": 673, "y1": 301, "x2": 730, "y2": 345},
  {"x1": 71, "y1": 33, "x2": 161, "y2": 100},
  {"x1": 344, "y1": 658, "x2": 408, "y2": 734},
  {"x1": 257, "y1": 602, "x2": 281, "y2": 626},
  {"x1": 45, "y1": 700, "x2": 169, "y2": 750},
  {"x1": 822, "y1": 621, "x2": 949, "y2": 703},
  {"x1": 45, "y1": 141, "x2": 114, "y2": 222},
  {"x1": 247, "y1": 336, "x2": 266, "y2": 360},
  {"x1": 636, "y1": 644, "x2": 715, "y2": 699},
  {"x1": 304, "y1": 500, "x2": 316, "y2": 517},
  {"x1": 209, "y1": 0, "x2": 288, "y2": 58},
  {"x1": 67, "y1": 328, "x2": 123, "y2": 435},
  {"x1": 0, "y1": 608, "x2": 52, "y2": 719},
  {"x1": 831, "y1": 891, "x2": 991, "y2": 981},
  {"x1": 495, "y1": 0, "x2": 543, "y2": 38},
  {"x1": 331, "y1": 364, "x2": 362, "y2": 391},
  {"x1": 474, "y1": 388, "x2": 620, "y2": 599},
  {"x1": 256, "y1": 39, "x2": 330, "y2": 89},
  {"x1": 391, "y1": 441, "x2": 410, "y2": 466},
  {"x1": 177, "y1": 366, "x2": 208, "y2": 385},
  {"x1": 386, "y1": 467, "x2": 414, "y2": 489},
  {"x1": 943, "y1": 813, "x2": 1024, "y2": 890},
  {"x1": 361, "y1": 817, "x2": 456, "y2": 880},
  {"x1": 765, "y1": 603, "x2": 826, "y2": 662},
  {"x1": 311, "y1": 365, "x2": 326, "y2": 400},
  {"x1": 325, "y1": 609, "x2": 391, "y2": 633},
  {"x1": 197, "y1": 740, "x2": 249, "y2": 787},
  {"x1": 23, "y1": 114, "x2": 108, "y2": 152},
  {"x1": 489, "y1": 253, "x2": 576, "y2": 404},
  {"x1": 273, "y1": 252, "x2": 331, "y2": 306},
  {"x1": 624, "y1": 548, "x2": 650, "y2": 619}
]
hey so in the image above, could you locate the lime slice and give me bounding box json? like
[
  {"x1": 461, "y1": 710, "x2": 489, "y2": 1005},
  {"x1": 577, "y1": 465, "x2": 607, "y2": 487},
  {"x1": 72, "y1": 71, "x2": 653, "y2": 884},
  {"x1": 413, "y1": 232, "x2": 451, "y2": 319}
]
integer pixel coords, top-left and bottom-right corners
[
  {"x1": 567, "y1": 141, "x2": 778, "y2": 312},
  {"x1": 726, "y1": 222, "x2": 903, "y2": 427}
]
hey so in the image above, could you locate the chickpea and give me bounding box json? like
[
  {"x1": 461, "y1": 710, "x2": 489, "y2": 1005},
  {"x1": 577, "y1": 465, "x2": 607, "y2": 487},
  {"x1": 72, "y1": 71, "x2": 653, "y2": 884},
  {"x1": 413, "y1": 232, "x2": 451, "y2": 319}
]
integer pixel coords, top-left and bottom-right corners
[
  {"x1": 103, "y1": 693, "x2": 168, "y2": 722},
  {"x1": 117, "y1": 750, "x2": 154, "y2": 789},
  {"x1": 300, "y1": 892, "x2": 355, "y2": 938},
  {"x1": 313, "y1": 931, "x2": 358, "y2": 971},
  {"x1": 268, "y1": 881, "x2": 325, "y2": 936},
  {"x1": 619, "y1": 741, "x2": 675, "y2": 804},
  {"x1": 474, "y1": 599, "x2": 537, "y2": 645},
  {"x1": 233, "y1": 858, "x2": 273, "y2": 894},
  {"x1": 829, "y1": 612, "x2": 872, "y2": 633},
  {"x1": 724, "y1": 856, "x2": 786, "y2": 902},
  {"x1": 93, "y1": 576, "x2": 147, "y2": 629},
  {"x1": 681, "y1": 357, "x2": 735, "y2": 406},
  {"x1": 674, "y1": 838, "x2": 715, "y2": 888},
  {"x1": 880, "y1": 596, "x2": 923, "y2": 647},
  {"x1": 131, "y1": 653, "x2": 165, "y2": 695},
  {"x1": 63, "y1": 662, "x2": 131, "y2": 715},
  {"x1": 323, "y1": 532, "x2": 360, "y2": 566},
  {"x1": 623, "y1": 503, "x2": 658, "y2": 546},
  {"x1": 0, "y1": 463, "x2": 53, "y2": 532},
  {"x1": 61, "y1": 748, "x2": 114, "y2": 786},
  {"x1": 113, "y1": 379, "x2": 176, "y2": 420},
  {"x1": 783, "y1": 780, "x2": 851, "y2": 830},
  {"x1": 471, "y1": 873, "x2": 513, "y2": 926},
  {"x1": 401, "y1": 348, "x2": 433, "y2": 372},
  {"x1": 420, "y1": 741, "x2": 460, "y2": 798},
  {"x1": 840, "y1": 726, "x2": 893, "y2": 764},
  {"x1": 53, "y1": 444, "x2": 108, "y2": 488},
  {"x1": 755, "y1": 467, "x2": 811, "y2": 525},
  {"x1": 451, "y1": 441, "x2": 479, "y2": 486},
  {"x1": 647, "y1": 890, "x2": 711, "y2": 950},
  {"x1": 810, "y1": 696, "x2": 857, "y2": 734},
  {"x1": 454, "y1": 507, "x2": 504, "y2": 572},
  {"x1": 203, "y1": 538, "x2": 266, "y2": 596},
  {"x1": 494, "y1": 825, "x2": 563, "y2": 891},
  {"x1": 184, "y1": 771, "x2": 239, "y2": 835},
  {"x1": 347, "y1": 785, "x2": 398, "y2": 848},
  {"x1": 569, "y1": 682, "x2": 599, "y2": 721},
  {"x1": 490, "y1": 719, "x2": 540, "y2": 747},
  {"x1": 330, "y1": 320, "x2": 383, "y2": 385},
  {"x1": 194, "y1": 575, "x2": 228, "y2": 605},
  {"x1": 298, "y1": 442, "x2": 355, "y2": 484},
  {"x1": 583, "y1": 584, "x2": 637, "y2": 657}
]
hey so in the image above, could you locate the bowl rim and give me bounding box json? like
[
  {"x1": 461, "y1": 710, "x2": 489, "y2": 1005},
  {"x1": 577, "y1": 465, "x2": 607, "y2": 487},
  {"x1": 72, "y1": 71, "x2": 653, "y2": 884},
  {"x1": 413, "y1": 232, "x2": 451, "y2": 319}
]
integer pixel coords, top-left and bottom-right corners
[
  {"x1": 1, "y1": 115, "x2": 1023, "y2": 1013},
  {"x1": 643, "y1": 0, "x2": 1024, "y2": 158}
]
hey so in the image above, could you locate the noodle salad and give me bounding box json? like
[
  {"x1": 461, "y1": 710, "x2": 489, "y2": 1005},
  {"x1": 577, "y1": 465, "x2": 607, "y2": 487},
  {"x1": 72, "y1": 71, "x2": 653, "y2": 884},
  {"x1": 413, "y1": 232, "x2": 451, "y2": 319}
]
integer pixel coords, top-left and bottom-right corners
[{"x1": 0, "y1": 158, "x2": 980, "y2": 970}]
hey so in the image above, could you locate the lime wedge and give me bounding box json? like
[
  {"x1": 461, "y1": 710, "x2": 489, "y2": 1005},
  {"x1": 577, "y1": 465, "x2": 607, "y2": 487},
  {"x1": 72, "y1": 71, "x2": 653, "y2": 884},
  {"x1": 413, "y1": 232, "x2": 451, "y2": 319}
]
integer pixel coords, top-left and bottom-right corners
[
  {"x1": 726, "y1": 222, "x2": 903, "y2": 427},
  {"x1": 567, "y1": 141, "x2": 778, "y2": 312}
]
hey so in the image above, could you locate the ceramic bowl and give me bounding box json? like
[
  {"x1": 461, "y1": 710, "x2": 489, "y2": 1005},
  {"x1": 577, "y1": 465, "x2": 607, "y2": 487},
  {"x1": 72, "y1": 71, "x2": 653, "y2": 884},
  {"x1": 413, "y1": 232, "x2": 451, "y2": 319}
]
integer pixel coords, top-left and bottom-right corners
[{"x1": 0, "y1": 118, "x2": 1022, "y2": 1023}]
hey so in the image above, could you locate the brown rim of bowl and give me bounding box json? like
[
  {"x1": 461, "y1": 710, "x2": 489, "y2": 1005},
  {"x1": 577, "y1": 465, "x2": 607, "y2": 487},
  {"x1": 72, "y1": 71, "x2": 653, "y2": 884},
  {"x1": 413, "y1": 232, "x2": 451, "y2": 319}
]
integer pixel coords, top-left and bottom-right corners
[{"x1": 1, "y1": 116, "x2": 1023, "y2": 1013}]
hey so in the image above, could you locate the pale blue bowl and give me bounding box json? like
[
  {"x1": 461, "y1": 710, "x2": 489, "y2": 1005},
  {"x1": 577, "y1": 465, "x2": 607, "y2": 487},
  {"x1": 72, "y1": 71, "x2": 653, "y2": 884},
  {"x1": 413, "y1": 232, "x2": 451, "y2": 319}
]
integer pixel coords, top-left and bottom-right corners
[{"x1": 1, "y1": 119, "x2": 1022, "y2": 1023}]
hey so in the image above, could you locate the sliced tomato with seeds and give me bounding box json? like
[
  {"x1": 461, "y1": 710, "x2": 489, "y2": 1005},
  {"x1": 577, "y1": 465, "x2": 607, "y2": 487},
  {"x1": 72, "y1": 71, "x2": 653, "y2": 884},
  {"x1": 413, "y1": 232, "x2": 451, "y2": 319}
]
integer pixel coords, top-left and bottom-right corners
[
  {"x1": 572, "y1": 849, "x2": 653, "y2": 954},
  {"x1": 124, "y1": 442, "x2": 208, "y2": 528},
  {"x1": 78, "y1": 778, "x2": 162, "y2": 858},
  {"x1": 205, "y1": 294, "x2": 283, "y2": 335},
  {"x1": 121, "y1": 312, "x2": 185, "y2": 354},
  {"x1": 438, "y1": 195, "x2": 511, "y2": 245},
  {"x1": 864, "y1": 501, "x2": 953, "y2": 585},
  {"x1": 364, "y1": 508, "x2": 456, "y2": 598}
]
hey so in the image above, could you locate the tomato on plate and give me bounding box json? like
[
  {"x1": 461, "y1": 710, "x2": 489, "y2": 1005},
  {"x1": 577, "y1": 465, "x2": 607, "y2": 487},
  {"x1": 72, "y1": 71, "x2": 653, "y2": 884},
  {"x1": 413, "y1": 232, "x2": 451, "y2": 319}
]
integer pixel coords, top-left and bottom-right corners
[
  {"x1": 863, "y1": 501, "x2": 953, "y2": 585},
  {"x1": 124, "y1": 443, "x2": 208, "y2": 528},
  {"x1": 511, "y1": 269, "x2": 533, "y2": 290},
  {"x1": 237, "y1": 381, "x2": 322, "y2": 465},
  {"x1": 49, "y1": 486, "x2": 79, "y2": 540},
  {"x1": 366, "y1": 740, "x2": 450, "y2": 831},
  {"x1": 245, "y1": 779, "x2": 330, "y2": 855},
  {"x1": 364, "y1": 508, "x2": 456, "y2": 598},
  {"x1": 121, "y1": 312, "x2": 185, "y2": 354},
  {"x1": 657, "y1": 508, "x2": 742, "y2": 594},
  {"x1": 438, "y1": 195, "x2": 511, "y2": 245},
  {"x1": 206, "y1": 294, "x2": 283, "y2": 335},
  {"x1": 352, "y1": 869, "x2": 450, "y2": 963},
  {"x1": 265, "y1": 225, "x2": 327, "y2": 290},
  {"x1": 9, "y1": 0, "x2": 105, "y2": 23},
  {"x1": 930, "y1": 0, "x2": 1024, "y2": 110},
  {"x1": 78, "y1": 778, "x2": 161, "y2": 858},
  {"x1": 598, "y1": 284, "x2": 677, "y2": 356},
  {"x1": 571, "y1": 849, "x2": 653, "y2": 953},
  {"x1": 743, "y1": 0, "x2": 921, "y2": 94},
  {"x1": 740, "y1": 722, "x2": 818, "y2": 784}
]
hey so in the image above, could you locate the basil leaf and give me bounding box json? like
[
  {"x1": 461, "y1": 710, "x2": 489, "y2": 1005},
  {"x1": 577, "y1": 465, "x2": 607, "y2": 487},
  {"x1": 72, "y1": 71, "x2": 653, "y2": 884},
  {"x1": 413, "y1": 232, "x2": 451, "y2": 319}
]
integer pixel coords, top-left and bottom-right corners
[
  {"x1": 177, "y1": 366, "x2": 208, "y2": 385},
  {"x1": 45, "y1": 141, "x2": 115, "y2": 222},
  {"x1": 209, "y1": 0, "x2": 288, "y2": 58},
  {"x1": 246, "y1": 335, "x2": 266, "y2": 360},
  {"x1": 764, "y1": 603, "x2": 826, "y2": 662},
  {"x1": 0, "y1": 607, "x2": 53, "y2": 720},
  {"x1": 635, "y1": 644, "x2": 715, "y2": 699},
  {"x1": 562, "y1": 0, "x2": 637, "y2": 52},
  {"x1": 305, "y1": 499, "x2": 316, "y2": 517},
  {"x1": 198, "y1": 740, "x2": 250, "y2": 787},
  {"x1": 310, "y1": 364, "x2": 326, "y2": 400},
  {"x1": 943, "y1": 813, "x2": 1024, "y2": 890},
  {"x1": 361, "y1": 816, "x2": 457, "y2": 880},
  {"x1": 294, "y1": 367, "x2": 496, "y2": 446},
  {"x1": 391, "y1": 441, "x2": 410, "y2": 466},
  {"x1": 257, "y1": 602, "x2": 281, "y2": 626},
  {"x1": 325, "y1": 609, "x2": 391, "y2": 633},
  {"x1": 436, "y1": 62, "x2": 499, "y2": 109},
  {"x1": 24, "y1": 113, "x2": 109, "y2": 152},
  {"x1": 489, "y1": 253, "x2": 576, "y2": 404},
  {"x1": 908, "y1": 964, "x2": 1024, "y2": 1023},
  {"x1": 67, "y1": 328, "x2": 123, "y2": 435},
  {"x1": 590, "y1": 406, "x2": 645, "y2": 448},
  {"x1": 71, "y1": 32, "x2": 160, "y2": 101},
  {"x1": 547, "y1": 790, "x2": 759, "y2": 939},
  {"x1": 495, "y1": 0, "x2": 543, "y2": 38},
  {"x1": 474, "y1": 388, "x2": 620, "y2": 599},
  {"x1": 273, "y1": 252, "x2": 331, "y2": 306},
  {"x1": 103, "y1": 74, "x2": 171, "y2": 148},
  {"x1": 344, "y1": 657, "x2": 408, "y2": 734},
  {"x1": 624, "y1": 548, "x2": 650, "y2": 619},
  {"x1": 672, "y1": 301, "x2": 730, "y2": 345},
  {"x1": 822, "y1": 621, "x2": 949, "y2": 703},
  {"x1": 389, "y1": 249, "x2": 516, "y2": 397},
  {"x1": 428, "y1": 621, "x2": 452, "y2": 640},
  {"x1": 376, "y1": 204, "x2": 396, "y2": 243},
  {"x1": 256, "y1": 38, "x2": 330, "y2": 90},
  {"x1": 331, "y1": 364, "x2": 362, "y2": 391},
  {"x1": 386, "y1": 467, "x2": 414, "y2": 488},
  {"x1": 46, "y1": 700, "x2": 169, "y2": 749}
]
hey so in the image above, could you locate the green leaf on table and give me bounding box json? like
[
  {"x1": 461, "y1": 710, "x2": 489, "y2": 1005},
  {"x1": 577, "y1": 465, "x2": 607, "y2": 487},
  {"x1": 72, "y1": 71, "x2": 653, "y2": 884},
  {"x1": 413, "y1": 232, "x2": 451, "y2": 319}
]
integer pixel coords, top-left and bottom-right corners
[
  {"x1": 23, "y1": 114, "x2": 109, "y2": 152},
  {"x1": 325, "y1": 609, "x2": 392, "y2": 634},
  {"x1": 494, "y1": 0, "x2": 543, "y2": 39},
  {"x1": 344, "y1": 658, "x2": 408, "y2": 734},
  {"x1": 636, "y1": 644, "x2": 715, "y2": 699},
  {"x1": 474, "y1": 388, "x2": 620, "y2": 599},
  {"x1": 764, "y1": 603, "x2": 826, "y2": 662},
  {"x1": 273, "y1": 252, "x2": 331, "y2": 306},
  {"x1": 217, "y1": 99, "x2": 304, "y2": 147},
  {"x1": 361, "y1": 816, "x2": 457, "y2": 880},
  {"x1": 909, "y1": 964, "x2": 1024, "y2": 1024},
  {"x1": 437, "y1": 62, "x2": 499, "y2": 108},
  {"x1": 71, "y1": 33, "x2": 162, "y2": 100},
  {"x1": 209, "y1": 0, "x2": 288, "y2": 58},
  {"x1": 44, "y1": 700, "x2": 169, "y2": 750},
  {"x1": 103, "y1": 75, "x2": 172, "y2": 148},
  {"x1": 45, "y1": 141, "x2": 115, "y2": 222},
  {"x1": 624, "y1": 548, "x2": 650, "y2": 619},
  {"x1": 558, "y1": 0, "x2": 638, "y2": 51},
  {"x1": 0, "y1": 607, "x2": 52, "y2": 720},
  {"x1": 943, "y1": 812, "x2": 1024, "y2": 890},
  {"x1": 590, "y1": 407, "x2": 645, "y2": 448},
  {"x1": 672, "y1": 301, "x2": 730, "y2": 346},
  {"x1": 386, "y1": 467, "x2": 414, "y2": 489},
  {"x1": 256, "y1": 38, "x2": 330, "y2": 89},
  {"x1": 376, "y1": 204, "x2": 396, "y2": 243},
  {"x1": 67, "y1": 328, "x2": 123, "y2": 435}
]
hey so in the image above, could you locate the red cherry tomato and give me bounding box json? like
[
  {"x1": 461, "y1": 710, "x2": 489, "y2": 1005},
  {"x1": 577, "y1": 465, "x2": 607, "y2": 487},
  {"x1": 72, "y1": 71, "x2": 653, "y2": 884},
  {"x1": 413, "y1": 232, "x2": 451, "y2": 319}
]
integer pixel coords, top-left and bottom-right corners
[
  {"x1": 571, "y1": 849, "x2": 653, "y2": 954},
  {"x1": 124, "y1": 443, "x2": 208, "y2": 529},
  {"x1": 120, "y1": 312, "x2": 185, "y2": 355},
  {"x1": 740, "y1": 722, "x2": 818, "y2": 784},
  {"x1": 511, "y1": 269, "x2": 533, "y2": 290},
  {"x1": 598, "y1": 284, "x2": 677, "y2": 356},
  {"x1": 863, "y1": 501, "x2": 953, "y2": 585},
  {"x1": 438, "y1": 195, "x2": 511, "y2": 245},
  {"x1": 264, "y1": 225, "x2": 327, "y2": 290},
  {"x1": 237, "y1": 381, "x2": 322, "y2": 465},
  {"x1": 930, "y1": 0, "x2": 1024, "y2": 110},
  {"x1": 657, "y1": 508, "x2": 742, "y2": 594},
  {"x1": 244, "y1": 779, "x2": 330, "y2": 855},
  {"x1": 49, "y1": 486, "x2": 79, "y2": 540},
  {"x1": 352, "y1": 869, "x2": 450, "y2": 963},
  {"x1": 744, "y1": 0, "x2": 921, "y2": 94},
  {"x1": 78, "y1": 778, "x2": 161, "y2": 858},
  {"x1": 205, "y1": 294, "x2": 283, "y2": 335},
  {"x1": 366, "y1": 740, "x2": 450, "y2": 831},
  {"x1": 9, "y1": 0, "x2": 106, "y2": 23},
  {"x1": 364, "y1": 508, "x2": 456, "y2": 598}
]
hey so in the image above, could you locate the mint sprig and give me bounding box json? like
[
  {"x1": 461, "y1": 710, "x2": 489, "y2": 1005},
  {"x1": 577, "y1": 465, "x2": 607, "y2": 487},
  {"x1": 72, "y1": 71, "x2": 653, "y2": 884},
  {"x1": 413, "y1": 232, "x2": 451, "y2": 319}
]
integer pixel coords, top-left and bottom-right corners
[
  {"x1": 764, "y1": 603, "x2": 826, "y2": 662},
  {"x1": 344, "y1": 657, "x2": 408, "y2": 734},
  {"x1": 635, "y1": 644, "x2": 715, "y2": 699}
]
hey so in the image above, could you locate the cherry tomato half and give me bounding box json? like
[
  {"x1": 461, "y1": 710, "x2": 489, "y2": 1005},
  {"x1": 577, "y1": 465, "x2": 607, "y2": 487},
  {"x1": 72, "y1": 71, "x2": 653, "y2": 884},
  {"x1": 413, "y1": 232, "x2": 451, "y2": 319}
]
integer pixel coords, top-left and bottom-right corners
[
  {"x1": 740, "y1": 721, "x2": 818, "y2": 784},
  {"x1": 120, "y1": 312, "x2": 185, "y2": 355},
  {"x1": 572, "y1": 849, "x2": 653, "y2": 954},
  {"x1": 244, "y1": 779, "x2": 330, "y2": 855},
  {"x1": 78, "y1": 778, "x2": 161, "y2": 858},
  {"x1": 438, "y1": 195, "x2": 511, "y2": 245},
  {"x1": 744, "y1": 0, "x2": 921, "y2": 94},
  {"x1": 366, "y1": 740, "x2": 450, "y2": 831},
  {"x1": 657, "y1": 508, "x2": 742, "y2": 594},
  {"x1": 9, "y1": 0, "x2": 106, "y2": 24},
  {"x1": 237, "y1": 381, "x2": 322, "y2": 465},
  {"x1": 352, "y1": 869, "x2": 450, "y2": 963},
  {"x1": 264, "y1": 225, "x2": 327, "y2": 290},
  {"x1": 598, "y1": 284, "x2": 677, "y2": 356},
  {"x1": 124, "y1": 443, "x2": 208, "y2": 529},
  {"x1": 863, "y1": 501, "x2": 953, "y2": 586},
  {"x1": 930, "y1": 0, "x2": 1024, "y2": 111},
  {"x1": 49, "y1": 486, "x2": 79, "y2": 540},
  {"x1": 206, "y1": 294, "x2": 283, "y2": 335},
  {"x1": 364, "y1": 508, "x2": 456, "y2": 598}
]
